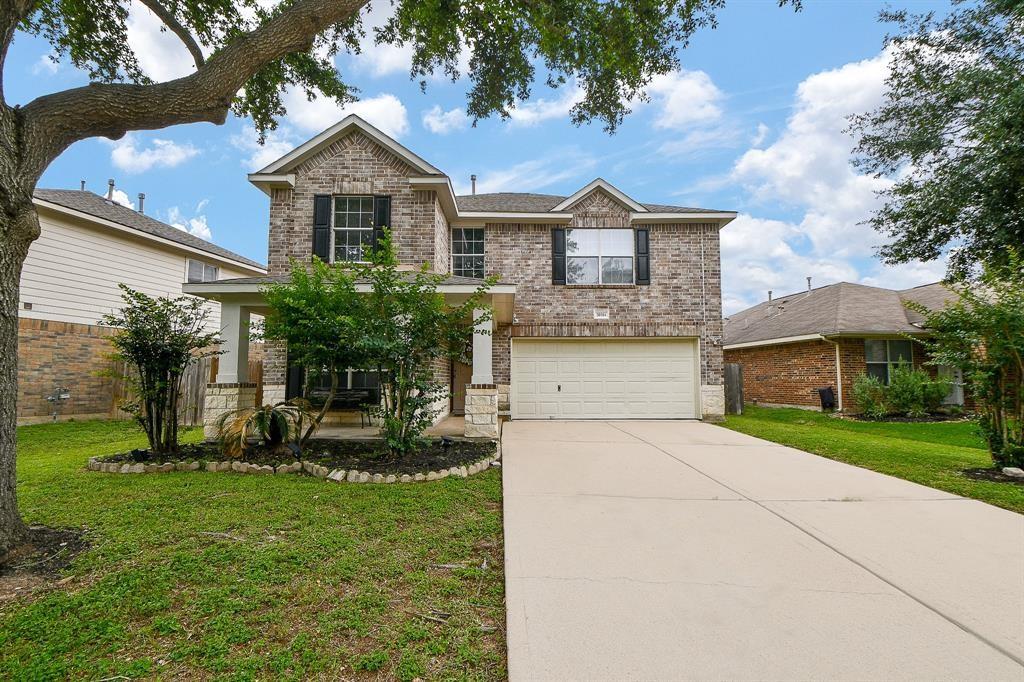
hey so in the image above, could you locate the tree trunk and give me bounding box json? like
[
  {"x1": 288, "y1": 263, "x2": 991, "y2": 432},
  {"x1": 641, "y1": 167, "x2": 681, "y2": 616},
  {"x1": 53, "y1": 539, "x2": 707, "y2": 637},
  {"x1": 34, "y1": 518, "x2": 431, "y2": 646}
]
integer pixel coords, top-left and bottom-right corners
[{"x1": 0, "y1": 198, "x2": 40, "y2": 555}]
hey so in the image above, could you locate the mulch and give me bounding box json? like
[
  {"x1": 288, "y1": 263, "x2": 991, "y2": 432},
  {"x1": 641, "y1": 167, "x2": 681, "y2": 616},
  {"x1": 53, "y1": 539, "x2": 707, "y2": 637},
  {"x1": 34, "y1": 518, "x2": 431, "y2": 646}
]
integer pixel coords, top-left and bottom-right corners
[
  {"x1": 0, "y1": 526, "x2": 89, "y2": 602},
  {"x1": 95, "y1": 438, "x2": 497, "y2": 476}
]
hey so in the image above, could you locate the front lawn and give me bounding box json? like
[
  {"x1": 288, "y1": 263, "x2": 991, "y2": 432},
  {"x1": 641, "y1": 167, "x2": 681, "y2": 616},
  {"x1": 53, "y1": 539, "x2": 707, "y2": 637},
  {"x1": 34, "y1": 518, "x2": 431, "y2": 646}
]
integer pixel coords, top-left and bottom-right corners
[
  {"x1": 1, "y1": 420, "x2": 506, "y2": 680},
  {"x1": 723, "y1": 406, "x2": 1024, "y2": 514}
]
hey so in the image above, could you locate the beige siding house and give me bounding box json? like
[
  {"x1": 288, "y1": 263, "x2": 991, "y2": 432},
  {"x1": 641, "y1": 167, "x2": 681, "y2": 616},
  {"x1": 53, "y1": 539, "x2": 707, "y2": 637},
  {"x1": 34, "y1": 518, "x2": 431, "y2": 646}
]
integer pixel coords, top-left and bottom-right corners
[{"x1": 17, "y1": 189, "x2": 265, "y2": 424}]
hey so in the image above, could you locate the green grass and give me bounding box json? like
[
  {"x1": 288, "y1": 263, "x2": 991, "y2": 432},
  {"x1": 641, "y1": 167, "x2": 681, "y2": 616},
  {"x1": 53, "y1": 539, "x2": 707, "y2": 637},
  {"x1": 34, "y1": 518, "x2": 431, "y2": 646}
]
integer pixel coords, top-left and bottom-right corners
[
  {"x1": 722, "y1": 406, "x2": 1024, "y2": 514},
  {"x1": 1, "y1": 420, "x2": 506, "y2": 680}
]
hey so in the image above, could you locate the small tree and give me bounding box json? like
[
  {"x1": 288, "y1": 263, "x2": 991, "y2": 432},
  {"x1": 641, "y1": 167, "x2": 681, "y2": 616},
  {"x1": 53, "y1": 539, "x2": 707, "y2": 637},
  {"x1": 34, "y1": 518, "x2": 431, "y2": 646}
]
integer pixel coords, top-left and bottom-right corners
[
  {"x1": 260, "y1": 259, "x2": 366, "y2": 447},
  {"x1": 349, "y1": 235, "x2": 496, "y2": 454},
  {"x1": 101, "y1": 285, "x2": 221, "y2": 454},
  {"x1": 908, "y1": 255, "x2": 1024, "y2": 467}
]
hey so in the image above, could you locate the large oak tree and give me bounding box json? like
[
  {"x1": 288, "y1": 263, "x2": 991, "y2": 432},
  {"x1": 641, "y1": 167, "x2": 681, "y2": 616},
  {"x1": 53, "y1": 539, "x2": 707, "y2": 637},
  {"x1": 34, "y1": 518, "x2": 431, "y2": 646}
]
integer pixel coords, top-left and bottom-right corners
[{"x1": 0, "y1": 0, "x2": 797, "y2": 553}]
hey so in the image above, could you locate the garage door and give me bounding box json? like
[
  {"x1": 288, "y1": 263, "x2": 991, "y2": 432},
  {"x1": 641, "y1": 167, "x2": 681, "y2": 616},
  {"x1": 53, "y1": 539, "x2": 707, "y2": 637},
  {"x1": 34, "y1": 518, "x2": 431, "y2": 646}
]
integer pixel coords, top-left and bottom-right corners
[{"x1": 511, "y1": 339, "x2": 698, "y2": 419}]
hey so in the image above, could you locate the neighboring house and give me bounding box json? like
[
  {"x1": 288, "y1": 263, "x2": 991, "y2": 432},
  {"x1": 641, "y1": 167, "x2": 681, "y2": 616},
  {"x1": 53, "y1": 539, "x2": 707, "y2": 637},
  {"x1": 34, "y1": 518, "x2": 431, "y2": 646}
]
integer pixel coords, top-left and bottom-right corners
[
  {"x1": 18, "y1": 187, "x2": 266, "y2": 424},
  {"x1": 184, "y1": 115, "x2": 734, "y2": 438},
  {"x1": 723, "y1": 281, "x2": 962, "y2": 412}
]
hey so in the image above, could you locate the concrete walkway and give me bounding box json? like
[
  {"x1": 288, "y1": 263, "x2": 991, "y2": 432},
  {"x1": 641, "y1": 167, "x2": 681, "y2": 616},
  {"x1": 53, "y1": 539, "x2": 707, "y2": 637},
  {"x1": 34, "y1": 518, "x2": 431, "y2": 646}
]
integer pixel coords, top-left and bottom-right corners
[{"x1": 502, "y1": 420, "x2": 1024, "y2": 681}]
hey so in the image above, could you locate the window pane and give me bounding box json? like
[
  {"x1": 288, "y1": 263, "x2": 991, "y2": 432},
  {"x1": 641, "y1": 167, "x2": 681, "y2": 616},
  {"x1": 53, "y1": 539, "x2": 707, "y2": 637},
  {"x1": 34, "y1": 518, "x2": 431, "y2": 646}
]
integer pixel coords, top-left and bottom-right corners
[
  {"x1": 866, "y1": 363, "x2": 889, "y2": 384},
  {"x1": 601, "y1": 257, "x2": 633, "y2": 284},
  {"x1": 864, "y1": 340, "x2": 887, "y2": 363},
  {"x1": 204, "y1": 264, "x2": 219, "y2": 282},
  {"x1": 186, "y1": 259, "x2": 204, "y2": 283},
  {"x1": 361, "y1": 197, "x2": 373, "y2": 214},
  {"x1": 567, "y1": 256, "x2": 599, "y2": 284},
  {"x1": 602, "y1": 229, "x2": 634, "y2": 256},
  {"x1": 566, "y1": 229, "x2": 599, "y2": 256},
  {"x1": 889, "y1": 340, "x2": 913, "y2": 363}
]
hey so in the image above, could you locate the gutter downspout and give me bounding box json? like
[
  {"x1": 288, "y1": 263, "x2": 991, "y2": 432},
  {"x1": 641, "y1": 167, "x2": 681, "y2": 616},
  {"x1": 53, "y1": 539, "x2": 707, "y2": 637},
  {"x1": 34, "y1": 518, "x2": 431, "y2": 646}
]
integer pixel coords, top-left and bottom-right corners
[{"x1": 821, "y1": 335, "x2": 843, "y2": 411}]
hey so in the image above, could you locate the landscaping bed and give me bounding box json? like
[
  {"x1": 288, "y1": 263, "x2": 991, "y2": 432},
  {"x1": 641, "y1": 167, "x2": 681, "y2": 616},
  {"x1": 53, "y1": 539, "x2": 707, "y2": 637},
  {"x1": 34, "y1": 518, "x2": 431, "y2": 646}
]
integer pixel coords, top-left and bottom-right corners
[{"x1": 93, "y1": 438, "x2": 497, "y2": 476}]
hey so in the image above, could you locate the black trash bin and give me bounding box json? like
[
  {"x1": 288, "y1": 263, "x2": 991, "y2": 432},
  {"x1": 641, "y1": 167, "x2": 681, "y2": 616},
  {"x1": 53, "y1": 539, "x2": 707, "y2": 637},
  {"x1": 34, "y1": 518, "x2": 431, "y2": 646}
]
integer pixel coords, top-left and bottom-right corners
[{"x1": 817, "y1": 386, "x2": 836, "y2": 411}]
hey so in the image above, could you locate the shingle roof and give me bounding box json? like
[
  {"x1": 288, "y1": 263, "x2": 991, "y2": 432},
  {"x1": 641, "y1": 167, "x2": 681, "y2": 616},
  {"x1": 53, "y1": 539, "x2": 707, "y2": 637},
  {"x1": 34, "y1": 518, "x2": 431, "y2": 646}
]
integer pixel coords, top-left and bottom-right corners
[
  {"x1": 454, "y1": 192, "x2": 721, "y2": 214},
  {"x1": 723, "y1": 281, "x2": 956, "y2": 347},
  {"x1": 34, "y1": 188, "x2": 265, "y2": 270}
]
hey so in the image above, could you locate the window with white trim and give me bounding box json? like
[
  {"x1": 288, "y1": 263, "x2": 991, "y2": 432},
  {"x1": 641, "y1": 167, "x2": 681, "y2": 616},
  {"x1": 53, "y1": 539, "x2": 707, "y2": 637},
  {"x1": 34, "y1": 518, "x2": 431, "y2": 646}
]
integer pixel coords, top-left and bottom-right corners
[
  {"x1": 864, "y1": 339, "x2": 913, "y2": 384},
  {"x1": 332, "y1": 196, "x2": 374, "y2": 262},
  {"x1": 451, "y1": 228, "x2": 485, "y2": 278},
  {"x1": 186, "y1": 258, "x2": 219, "y2": 283},
  {"x1": 566, "y1": 228, "x2": 633, "y2": 285}
]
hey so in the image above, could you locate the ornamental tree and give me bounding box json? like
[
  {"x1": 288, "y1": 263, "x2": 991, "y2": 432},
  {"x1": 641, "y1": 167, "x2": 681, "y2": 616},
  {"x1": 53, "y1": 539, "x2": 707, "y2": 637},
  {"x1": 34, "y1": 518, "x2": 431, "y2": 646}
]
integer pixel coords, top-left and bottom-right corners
[{"x1": 0, "y1": 0, "x2": 800, "y2": 562}]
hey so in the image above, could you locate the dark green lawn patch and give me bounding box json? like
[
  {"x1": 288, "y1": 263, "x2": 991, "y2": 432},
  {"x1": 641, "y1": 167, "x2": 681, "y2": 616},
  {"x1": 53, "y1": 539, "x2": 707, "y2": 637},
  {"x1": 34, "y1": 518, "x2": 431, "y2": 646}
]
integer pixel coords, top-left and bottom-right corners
[
  {"x1": 723, "y1": 406, "x2": 1024, "y2": 514},
  {"x1": 1, "y1": 420, "x2": 506, "y2": 680},
  {"x1": 97, "y1": 438, "x2": 497, "y2": 475}
]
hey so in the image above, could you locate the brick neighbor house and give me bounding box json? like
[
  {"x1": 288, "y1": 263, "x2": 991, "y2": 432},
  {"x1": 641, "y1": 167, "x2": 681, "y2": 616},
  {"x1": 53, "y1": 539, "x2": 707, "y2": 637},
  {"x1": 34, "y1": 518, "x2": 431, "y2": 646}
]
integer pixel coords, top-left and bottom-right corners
[
  {"x1": 183, "y1": 114, "x2": 735, "y2": 438},
  {"x1": 18, "y1": 187, "x2": 265, "y2": 424},
  {"x1": 723, "y1": 281, "x2": 964, "y2": 412}
]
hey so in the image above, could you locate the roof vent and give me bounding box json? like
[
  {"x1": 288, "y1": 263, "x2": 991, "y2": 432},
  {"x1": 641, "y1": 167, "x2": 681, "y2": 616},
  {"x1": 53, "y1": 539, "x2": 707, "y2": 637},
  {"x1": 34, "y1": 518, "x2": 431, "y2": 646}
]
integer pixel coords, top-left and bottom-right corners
[
  {"x1": 807, "y1": 276, "x2": 812, "y2": 291},
  {"x1": 471, "y1": 174, "x2": 477, "y2": 195},
  {"x1": 106, "y1": 178, "x2": 115, "y2": 201},
  {"x1": 767, "y1": 290, "x2": 773, "y2": 303},
  {"x1": 79, "y1": 180, "x2": 85, "y2": 191},
  {"x1": 138, "y1": 192, "x2": 146, "y2": 214}
]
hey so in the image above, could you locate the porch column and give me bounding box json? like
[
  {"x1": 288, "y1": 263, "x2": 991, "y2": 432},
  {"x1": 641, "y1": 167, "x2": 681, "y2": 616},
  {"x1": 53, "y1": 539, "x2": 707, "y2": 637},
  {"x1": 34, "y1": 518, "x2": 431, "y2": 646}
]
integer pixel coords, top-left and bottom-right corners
[
  {"x1": 471, "y1": 308, "x2": 493, "y2": 385},
  {"x1": 216, "y1": 303, "x2": 250, "y2": 383}
]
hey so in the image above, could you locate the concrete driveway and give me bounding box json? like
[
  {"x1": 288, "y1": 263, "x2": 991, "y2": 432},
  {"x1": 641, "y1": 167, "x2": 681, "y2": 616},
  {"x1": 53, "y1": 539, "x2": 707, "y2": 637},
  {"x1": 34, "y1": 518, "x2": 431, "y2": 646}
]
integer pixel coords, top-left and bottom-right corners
[{"x1": 502, "y1": 420, "x2": 1024, "y2": 681}]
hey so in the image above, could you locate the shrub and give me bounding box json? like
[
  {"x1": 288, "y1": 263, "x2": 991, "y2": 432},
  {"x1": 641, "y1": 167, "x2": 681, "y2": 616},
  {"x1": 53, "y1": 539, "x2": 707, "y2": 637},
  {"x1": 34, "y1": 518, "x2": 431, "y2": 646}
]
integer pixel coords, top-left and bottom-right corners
[
  {"x1": 852, "y1": 374, "x2": 889, "y2": 419},
  {"x1": 888, "y1": 365, "x2": 949, "y2": 418},
  {"x1": 217, "y1": 399, "x2": 318, "y2": 458}
]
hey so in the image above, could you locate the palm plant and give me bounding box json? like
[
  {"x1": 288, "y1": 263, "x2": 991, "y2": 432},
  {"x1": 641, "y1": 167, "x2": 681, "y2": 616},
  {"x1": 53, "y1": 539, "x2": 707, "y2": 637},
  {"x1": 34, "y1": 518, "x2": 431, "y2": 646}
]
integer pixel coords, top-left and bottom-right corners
[{"x1": 216, "y1": 399, "x2": 317, "y2": 458}]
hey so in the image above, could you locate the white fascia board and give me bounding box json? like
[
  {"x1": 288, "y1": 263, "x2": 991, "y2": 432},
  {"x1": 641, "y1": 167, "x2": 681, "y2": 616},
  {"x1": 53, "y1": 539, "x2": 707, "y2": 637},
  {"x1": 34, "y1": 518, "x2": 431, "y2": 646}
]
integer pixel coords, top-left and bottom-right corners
[
  {"x1": 254, "y1": 114, "x2": 442, "y2": 177},
  {"x1": 408, "y1": 176, "x2": 458, "y2": 217},
  {"x1": 34, "y1": 199, "x2": 267, "y2": 275},
  {"x1": 723, "y1": 333, "x2": 826, "y2": 350},
  {"x1": 183, "y1": 281, "x2": 517, "y2": 297},
  {"x1": 552, "y1": 178, "x2": 647, "y2": 212},
  {"x1": 630, "y1": 211, "x2": 738, "y2": 225},
  {"x1": 455, "y1": 211, "x2": 573, "y2": 224},
  {"x1": 247, "y1": 173, "x2": 296, "y2": 196}
]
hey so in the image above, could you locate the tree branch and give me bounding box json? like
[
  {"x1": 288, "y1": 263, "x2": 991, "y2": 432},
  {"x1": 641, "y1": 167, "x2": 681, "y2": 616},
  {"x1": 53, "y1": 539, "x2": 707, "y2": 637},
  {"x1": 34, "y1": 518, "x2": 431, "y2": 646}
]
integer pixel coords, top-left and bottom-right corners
[
  {"x1": 18, "y1": 0, "x2": 369, "y2": 180},
  {"x1": 138, "y1": 0, "x2": 206, "y2": 69}
]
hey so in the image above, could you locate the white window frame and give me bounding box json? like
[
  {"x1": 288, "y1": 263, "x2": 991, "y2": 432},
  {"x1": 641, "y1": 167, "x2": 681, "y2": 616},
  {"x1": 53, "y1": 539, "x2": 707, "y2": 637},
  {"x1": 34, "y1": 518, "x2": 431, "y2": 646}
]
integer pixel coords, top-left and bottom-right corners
[
  {"x1": 864, "y1": 339, "x2": 914, "y2": 385},
  {"x1": 185, "y1": 258, "x2": 219, "y2": 283},
  {"x1": 565, "y1": 228, "x2": 635, "y2": 286},
  {"x1": 450, "y1": 227, "x2": 486, "y2": 278},
  {"x1": 330, "y1": 195, "x2": 375, "y2": 263}
]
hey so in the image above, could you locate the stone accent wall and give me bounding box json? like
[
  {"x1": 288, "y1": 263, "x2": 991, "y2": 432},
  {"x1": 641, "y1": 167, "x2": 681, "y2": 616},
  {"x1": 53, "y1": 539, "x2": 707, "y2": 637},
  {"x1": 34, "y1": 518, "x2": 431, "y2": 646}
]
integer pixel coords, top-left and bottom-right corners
[
  {"x1": 484, "y1": 218, "x2": 724, "y2": 388},
  {"x1": 266, "y1": 130, "x2": 448, "y2": 275},
  {"x1": 17, "y1": 317, "x2": 116, "y2": 422},
  {"x1": 203, "y1": 383, "x2": 258, "y2": 439},
  {"x1": 464, "y1": 386, "x2": 499, "y2": 438}
]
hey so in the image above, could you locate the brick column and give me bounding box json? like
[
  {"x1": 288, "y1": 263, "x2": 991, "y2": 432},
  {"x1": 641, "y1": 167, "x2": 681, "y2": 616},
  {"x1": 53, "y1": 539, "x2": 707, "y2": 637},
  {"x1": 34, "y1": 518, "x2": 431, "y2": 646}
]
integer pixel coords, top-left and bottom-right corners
[
  {"x1": 464, "y1": 385, "x2": 499, "y2": 438},
  {"x1": 203, "y1": 383, "x2": 258, "y2": 440}
]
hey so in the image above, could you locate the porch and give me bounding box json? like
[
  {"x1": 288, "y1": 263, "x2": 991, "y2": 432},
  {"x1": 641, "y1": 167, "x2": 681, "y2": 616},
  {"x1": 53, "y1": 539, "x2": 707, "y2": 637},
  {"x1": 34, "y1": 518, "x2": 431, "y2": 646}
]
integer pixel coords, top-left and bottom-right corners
[{"x1": 182, "y1": 275, "x2": 516, "y2": 440}]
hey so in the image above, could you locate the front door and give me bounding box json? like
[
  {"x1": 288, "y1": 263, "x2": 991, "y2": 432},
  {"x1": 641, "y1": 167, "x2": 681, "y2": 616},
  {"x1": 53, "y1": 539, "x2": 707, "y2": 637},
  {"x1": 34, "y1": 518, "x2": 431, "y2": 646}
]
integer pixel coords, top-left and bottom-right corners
[{"x1": 451, "y1": 361, "x2": 473, "y2": 414}]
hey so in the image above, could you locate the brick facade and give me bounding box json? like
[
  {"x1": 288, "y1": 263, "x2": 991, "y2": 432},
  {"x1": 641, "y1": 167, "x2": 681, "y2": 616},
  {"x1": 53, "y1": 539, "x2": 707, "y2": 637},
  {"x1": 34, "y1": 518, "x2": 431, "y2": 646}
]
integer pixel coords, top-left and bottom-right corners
[{"x1": 17, "y1": 317, "x2": 116, "y2": 422}]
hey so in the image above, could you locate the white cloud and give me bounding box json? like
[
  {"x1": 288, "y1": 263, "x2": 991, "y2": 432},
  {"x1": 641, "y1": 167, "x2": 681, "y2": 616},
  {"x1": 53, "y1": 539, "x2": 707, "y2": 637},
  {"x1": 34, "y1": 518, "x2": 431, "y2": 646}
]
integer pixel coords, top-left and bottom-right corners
[
  {"x1": 507, "y1": 86, "x2": 585, "y2": 127},
  {"x1": 168, "y1": 202, "x2": 213, "y2": 241},
  {"x1": 32, "y1": 53, "x2": 60, "y2": 75},
  {"x1": 125, "y1": 0, "x2": 198, "y2": 81},
  {"x1": 454, "y1": 150, "x2": 597, "y2": 195},
  {"x1": 110, "y1": 135, "x2": 200, "y2": 173},
  {"x1": 282, "y1": 89, "x2": 409, "y2": 137},
  {"x1": 646, "y1": 70, "x2": 724, "y2": 130},
  {"x1": 751, "y1": 122, "x2": 769, "y2": 147},
  {"x1": 230, "y1": 125, "x2": 298, "y2": 171},
  {"x1": 109, "y1": 189, "x2": 136, "y2": 209},
  {"x1": 422, "y1": 105, "x2": 468, "y2": 134}
]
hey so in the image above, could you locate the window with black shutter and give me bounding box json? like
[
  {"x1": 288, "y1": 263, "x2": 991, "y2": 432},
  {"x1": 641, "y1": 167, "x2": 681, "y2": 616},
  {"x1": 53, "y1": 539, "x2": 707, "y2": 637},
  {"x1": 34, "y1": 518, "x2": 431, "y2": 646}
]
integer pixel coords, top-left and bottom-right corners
[{"x1": 312, "y1": 194, "x2": 332, "y2": 261}]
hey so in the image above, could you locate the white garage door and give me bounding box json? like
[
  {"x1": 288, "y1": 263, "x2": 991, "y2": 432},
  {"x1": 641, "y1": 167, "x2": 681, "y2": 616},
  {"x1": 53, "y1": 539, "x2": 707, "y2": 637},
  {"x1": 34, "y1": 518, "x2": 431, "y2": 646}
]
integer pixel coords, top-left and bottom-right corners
[{"x1": 511, "y1": 339, "x2": 699, "y2": 419}]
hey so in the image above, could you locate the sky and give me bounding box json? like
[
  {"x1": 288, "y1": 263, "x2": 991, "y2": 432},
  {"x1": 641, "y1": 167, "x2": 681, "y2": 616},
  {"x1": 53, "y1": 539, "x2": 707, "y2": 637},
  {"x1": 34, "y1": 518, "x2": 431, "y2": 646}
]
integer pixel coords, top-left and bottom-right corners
[{"x1": 6, "y1": 0, "x2": 954, "y2": 314}]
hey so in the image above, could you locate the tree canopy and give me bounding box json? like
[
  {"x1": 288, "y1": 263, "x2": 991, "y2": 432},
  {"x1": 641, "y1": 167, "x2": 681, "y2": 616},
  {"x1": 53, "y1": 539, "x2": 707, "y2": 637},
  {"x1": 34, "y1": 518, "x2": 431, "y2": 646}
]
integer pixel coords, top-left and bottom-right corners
[{"x1": 850, "y1": 0, "x2": 1024, "y2": 279}]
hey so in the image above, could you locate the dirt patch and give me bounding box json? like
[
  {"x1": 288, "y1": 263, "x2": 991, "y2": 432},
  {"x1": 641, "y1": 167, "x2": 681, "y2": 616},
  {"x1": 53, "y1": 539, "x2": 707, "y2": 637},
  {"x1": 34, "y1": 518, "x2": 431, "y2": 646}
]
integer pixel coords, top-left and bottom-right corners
[
  {"x1": 962, "y1": 468, "x2": 1024, "y2": 485},
  {"x1": 95, "y1": 438, "x2": 497, "y2": 476},
  {"x1": 0, "y1": 526, "x2": 89, "y2": 602}
]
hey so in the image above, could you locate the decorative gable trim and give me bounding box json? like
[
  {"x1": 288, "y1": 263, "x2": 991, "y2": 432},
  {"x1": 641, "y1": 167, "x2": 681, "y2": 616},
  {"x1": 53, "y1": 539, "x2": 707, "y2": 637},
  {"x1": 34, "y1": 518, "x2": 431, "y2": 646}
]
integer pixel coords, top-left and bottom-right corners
[{"x1": 552, "y1": 178, "x2": 648, "y2": 213}]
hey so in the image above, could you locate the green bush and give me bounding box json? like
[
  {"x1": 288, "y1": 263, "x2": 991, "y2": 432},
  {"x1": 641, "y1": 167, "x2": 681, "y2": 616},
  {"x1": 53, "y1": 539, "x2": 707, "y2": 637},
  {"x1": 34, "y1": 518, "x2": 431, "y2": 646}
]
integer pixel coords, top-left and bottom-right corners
[{"x1": 852, "y1": 374, "x2": 889, "y2": 419}]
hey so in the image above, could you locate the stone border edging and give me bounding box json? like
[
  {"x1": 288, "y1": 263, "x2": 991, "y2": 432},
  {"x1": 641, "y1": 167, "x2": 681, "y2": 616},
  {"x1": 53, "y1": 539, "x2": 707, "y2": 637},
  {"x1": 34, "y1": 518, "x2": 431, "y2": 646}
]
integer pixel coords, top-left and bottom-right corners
[{"x1": 85, "y1": 450, "x2": 501, "y2": 483}]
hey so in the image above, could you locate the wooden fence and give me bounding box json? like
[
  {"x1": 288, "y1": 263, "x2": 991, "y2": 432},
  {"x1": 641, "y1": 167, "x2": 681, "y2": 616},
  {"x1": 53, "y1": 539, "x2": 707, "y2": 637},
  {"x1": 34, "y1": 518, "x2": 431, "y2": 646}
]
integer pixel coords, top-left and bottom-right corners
[{"x1": 111, "y1": 356, "x2": 264, "y2": 426}]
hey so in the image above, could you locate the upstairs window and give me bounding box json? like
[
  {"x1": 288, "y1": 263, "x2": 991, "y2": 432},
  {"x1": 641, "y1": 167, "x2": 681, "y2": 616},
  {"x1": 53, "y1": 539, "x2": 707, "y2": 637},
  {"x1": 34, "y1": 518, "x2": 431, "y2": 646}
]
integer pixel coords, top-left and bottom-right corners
[
  {"x1": 566, "y1": 228, "x2": 634, "y2": 285},
  {"x1": 333, "y1": 196, "x2": 374, "y2": 262},
  {"x1": 864, "y1": 339, "x2": 913, "y2": 384},
  {"x1": 451, "y1": 228, "x2": 485, "y2": 278},
  {"x1": 186, "y1": 258, "x2": 219, "y2": 283}
]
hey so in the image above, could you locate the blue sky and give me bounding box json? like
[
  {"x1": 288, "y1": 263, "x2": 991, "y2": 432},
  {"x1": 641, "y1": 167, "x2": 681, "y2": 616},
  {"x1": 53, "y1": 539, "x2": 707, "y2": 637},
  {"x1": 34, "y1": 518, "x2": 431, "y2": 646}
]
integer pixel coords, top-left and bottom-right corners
[{"x1": 7, "y1": 0, "x2": 952, "y2": 313}]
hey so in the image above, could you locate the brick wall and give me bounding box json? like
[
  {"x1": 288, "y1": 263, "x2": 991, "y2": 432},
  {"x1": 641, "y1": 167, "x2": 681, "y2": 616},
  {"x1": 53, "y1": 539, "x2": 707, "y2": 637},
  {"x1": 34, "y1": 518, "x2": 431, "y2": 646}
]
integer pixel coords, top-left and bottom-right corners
[
  {"x1": 725, "y1": 339, "x2": 837, "y2": 409},
  {"x1": 18, "y1": 318, "x2": 116, "y2": 421}
]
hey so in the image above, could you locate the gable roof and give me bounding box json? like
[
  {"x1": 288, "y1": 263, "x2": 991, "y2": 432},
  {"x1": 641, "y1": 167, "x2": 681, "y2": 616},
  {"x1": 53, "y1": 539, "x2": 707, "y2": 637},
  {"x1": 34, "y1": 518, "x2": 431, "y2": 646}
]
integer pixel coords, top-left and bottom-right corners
[
  {"x1": 454, "y1": 191, "x2": 724, "y2": 214},
  {"x1": 723, "y1": 281, "x2": 956, "y2": 348},
  {"x1": 33, "y1": 188, "x2": 265, "y2": 272},
  {"x1": 552, "y1": 178, "x2": 647, "y2": 212},
  {"x1": 253, "y1": 114, "x2": 443, "y2": 178}
]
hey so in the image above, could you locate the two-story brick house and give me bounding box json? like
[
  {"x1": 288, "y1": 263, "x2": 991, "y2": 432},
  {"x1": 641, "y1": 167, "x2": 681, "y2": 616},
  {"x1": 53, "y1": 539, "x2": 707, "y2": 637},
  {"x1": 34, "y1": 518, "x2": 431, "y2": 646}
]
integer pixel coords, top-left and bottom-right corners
[{"x1": 185, "y1": 115, "x2": 735, "y2": 437}]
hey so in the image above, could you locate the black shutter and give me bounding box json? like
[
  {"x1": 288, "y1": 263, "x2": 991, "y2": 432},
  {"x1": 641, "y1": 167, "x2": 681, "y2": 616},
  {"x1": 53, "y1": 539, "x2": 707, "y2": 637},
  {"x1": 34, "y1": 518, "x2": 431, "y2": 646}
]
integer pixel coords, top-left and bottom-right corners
[
  {"x1": 635, "y1": 228, "x2": 650, "y2": 285},
  {"x1": 373, "y1": 195, "x2": 391, "y2": 249},
  {"x1": 552, "y1": 228, "x2": 566, "y2": 285},
  {"x1": 312, "y1": 194, "x2": 331, "y2": 262},
  {"x1": 285, "y1": 361, "x2": 304, "y2": 400}
]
